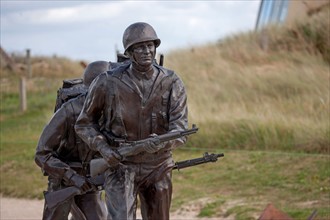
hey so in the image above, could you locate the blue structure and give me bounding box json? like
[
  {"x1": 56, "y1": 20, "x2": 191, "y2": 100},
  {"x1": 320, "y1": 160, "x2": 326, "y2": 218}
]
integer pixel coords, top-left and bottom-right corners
[{"x1": 255, "y1": 0, "x2": 290, "y2": 30}]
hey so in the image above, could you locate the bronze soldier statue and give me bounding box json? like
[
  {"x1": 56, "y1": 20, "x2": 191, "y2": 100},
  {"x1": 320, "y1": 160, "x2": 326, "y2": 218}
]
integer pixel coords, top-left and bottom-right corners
[
  {"x1": 35, "y1": 61, "x2": 111, "y2": 220},
  {"x1": 75, "y1": 22, "x2": 189, "y2": 220}
]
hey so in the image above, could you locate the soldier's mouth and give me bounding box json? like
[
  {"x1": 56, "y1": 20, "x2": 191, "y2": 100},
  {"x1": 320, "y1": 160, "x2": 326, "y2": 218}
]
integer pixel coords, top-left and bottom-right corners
[{"x1": 141, "y1": 56, "x2": 152, "y2": 61}]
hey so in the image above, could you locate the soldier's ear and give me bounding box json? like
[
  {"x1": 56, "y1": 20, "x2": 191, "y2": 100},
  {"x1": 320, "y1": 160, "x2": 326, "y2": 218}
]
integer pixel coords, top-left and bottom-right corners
[{"x1": 125, "y1": 49, "x2": 133, "y2": 59}]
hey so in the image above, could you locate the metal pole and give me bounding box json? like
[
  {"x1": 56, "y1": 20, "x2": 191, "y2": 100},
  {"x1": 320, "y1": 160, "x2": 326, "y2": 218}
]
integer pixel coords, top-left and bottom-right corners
[{"x1": 255, "y1": 0, "x2": 265, "y2": 31}]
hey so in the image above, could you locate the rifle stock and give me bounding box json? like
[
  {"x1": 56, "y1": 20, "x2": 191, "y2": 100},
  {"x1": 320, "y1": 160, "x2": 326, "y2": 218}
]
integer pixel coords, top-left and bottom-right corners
[
  {"x1": 44, "y1": 186, "x2": 81, "y2": 209},
  {"x1": 44, "y1": 174, "x2": 105, "y2": 209},
  {"x1": 90, "y1": 158, "x2": 109, "y2": 177}
]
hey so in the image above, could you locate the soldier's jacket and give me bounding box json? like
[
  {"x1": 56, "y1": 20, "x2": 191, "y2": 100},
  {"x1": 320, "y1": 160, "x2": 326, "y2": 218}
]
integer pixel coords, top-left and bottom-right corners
[
  {"x1": 35, "y1": 94, "x2": 99, "y2": 181},
  {"x1": 75, "y1": 63, "x2": 188, "y2": 164}
]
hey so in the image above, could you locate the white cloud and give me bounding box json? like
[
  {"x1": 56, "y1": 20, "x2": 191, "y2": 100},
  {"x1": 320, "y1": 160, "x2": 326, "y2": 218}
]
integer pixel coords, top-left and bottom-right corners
[
  {"x1": 2, "y1": 2, "x2": 126, "y2": 26},
  {"x1": 1, "y1": 0, "x2": 261, "y2": 62}
]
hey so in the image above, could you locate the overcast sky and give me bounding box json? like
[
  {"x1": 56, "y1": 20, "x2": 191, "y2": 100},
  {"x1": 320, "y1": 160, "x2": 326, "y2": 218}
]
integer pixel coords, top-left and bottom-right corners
[{"x1": 1, "y1": 0, "x2": 261, "y2": 62}]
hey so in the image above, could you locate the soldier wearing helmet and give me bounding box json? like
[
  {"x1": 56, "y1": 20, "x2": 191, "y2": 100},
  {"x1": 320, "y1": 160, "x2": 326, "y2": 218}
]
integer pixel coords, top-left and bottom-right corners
[
  {"x1": 75, "y1": 22, "x2": 189, "y2": 219},
  {"x1": 35, "y1": 61, "x2": 111, "y2": 220}
]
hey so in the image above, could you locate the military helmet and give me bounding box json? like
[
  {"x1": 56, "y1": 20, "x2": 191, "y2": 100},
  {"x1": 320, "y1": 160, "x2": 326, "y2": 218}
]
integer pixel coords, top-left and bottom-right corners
[
  {"x1": 123, "y1": 22, "x2": 161, "y2": 53},
  {"x1": 83, "y1": 61, "x2": 110, "y2": 87}
]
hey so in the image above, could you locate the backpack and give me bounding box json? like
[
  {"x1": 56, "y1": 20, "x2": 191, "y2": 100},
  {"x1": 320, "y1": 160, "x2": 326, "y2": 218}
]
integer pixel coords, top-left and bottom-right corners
[{"x1": 54, "y1": 78, "x2": 87, "y2": 112}]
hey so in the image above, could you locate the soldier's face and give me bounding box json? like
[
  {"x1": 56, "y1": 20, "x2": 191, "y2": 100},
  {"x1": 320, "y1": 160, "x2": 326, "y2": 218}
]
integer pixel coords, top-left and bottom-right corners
[{"x1": 130, "y1": 41, "x2": 155, "y2": 67}]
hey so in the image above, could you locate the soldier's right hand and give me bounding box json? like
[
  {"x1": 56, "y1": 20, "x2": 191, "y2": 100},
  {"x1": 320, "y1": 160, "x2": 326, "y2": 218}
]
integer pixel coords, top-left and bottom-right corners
[
  {"x1": 69, "y1": 174, "x2": 93, "y2": 193},
  {"x1": 99, "y1": 145, "x2": 122, "y2": 167}
]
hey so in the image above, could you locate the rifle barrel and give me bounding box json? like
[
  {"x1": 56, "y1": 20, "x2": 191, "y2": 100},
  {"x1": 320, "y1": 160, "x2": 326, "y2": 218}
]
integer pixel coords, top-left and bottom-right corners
[{"x1": 173, "y1": 152, "x2": 224, "y2": 170}]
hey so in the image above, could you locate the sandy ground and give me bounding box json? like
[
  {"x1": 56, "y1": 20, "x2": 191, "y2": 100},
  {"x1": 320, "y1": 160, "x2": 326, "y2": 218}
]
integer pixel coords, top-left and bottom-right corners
[
  {"x1": 1, "y1": 197, "x2": 44, "y2": 220},
  {"x1": 0, "y1": 196, "x2": 223, "y2": 220},
  {"x1": 1, "y1": 196, "x2": 318, "y2": 220}
]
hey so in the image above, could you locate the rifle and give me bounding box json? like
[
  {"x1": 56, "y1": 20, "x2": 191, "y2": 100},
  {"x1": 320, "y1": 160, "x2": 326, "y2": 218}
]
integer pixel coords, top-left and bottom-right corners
[
  {"x1": 45, "y1": 152, "x2": 224, "y2": 209},
  {"x1": 102, "y1": 124, "x2": 199, "y2": 161},
  {"x1": 44, "y1": 174, "x2": 104, "y2": 209},
  {"x1": 90, "y1": 152, "x2": 224, "y2": 177},
  {"x1": 159, "y1": 54, "x2": 164, "y2": 66},
  {"x1": 173, "y1": 152, "x2": 224, "y2": 170}
]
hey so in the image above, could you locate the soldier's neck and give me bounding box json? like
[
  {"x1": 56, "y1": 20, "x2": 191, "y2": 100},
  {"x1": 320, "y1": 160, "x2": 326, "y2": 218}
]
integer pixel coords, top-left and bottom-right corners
[{"x1": 131, "y1": 62, "x2": 154, "y2": 76}]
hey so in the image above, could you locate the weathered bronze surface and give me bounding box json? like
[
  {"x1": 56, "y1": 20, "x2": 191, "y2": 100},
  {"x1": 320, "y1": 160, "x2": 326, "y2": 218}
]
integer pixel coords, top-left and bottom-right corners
[
  {"x1": 75, "y1": 22, "x2": 189, "y2": 219},
  {"x1": 35, "y1": 61, "x2": 111, "y2": 220}
]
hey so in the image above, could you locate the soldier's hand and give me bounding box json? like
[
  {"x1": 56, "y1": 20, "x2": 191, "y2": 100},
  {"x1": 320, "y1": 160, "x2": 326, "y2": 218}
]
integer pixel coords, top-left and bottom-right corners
[
  {"x1": 143, "y1": 134, "x2": 164, "y2": 153},
  {"x1": 69, "y1": 174, "x2": 93, "y2": 193},
  {"x1": 99, "y1": 145, "x2": 121, "y2": 167}
]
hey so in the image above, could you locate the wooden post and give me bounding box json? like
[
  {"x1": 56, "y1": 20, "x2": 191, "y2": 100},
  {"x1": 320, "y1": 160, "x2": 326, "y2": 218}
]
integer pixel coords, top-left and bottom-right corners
[
  {"x1": 19, "y1": 76, "x2": 27, "y2": 112},
  {"x1": 26, "y1": 49, "x2": 32, "y2": 78}
]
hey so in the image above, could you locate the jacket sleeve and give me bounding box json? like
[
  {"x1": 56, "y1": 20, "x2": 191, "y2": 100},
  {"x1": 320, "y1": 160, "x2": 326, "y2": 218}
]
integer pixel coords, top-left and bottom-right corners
[
  {"x1": 166, "y1": 73, "x2": 189, "y2": 149},
  {"x1": 75, "y1": 73, "x2": 112, "y2": 152},
  {"x1": 35, "y1": 105, "x2": 77, "y2": 181}
]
